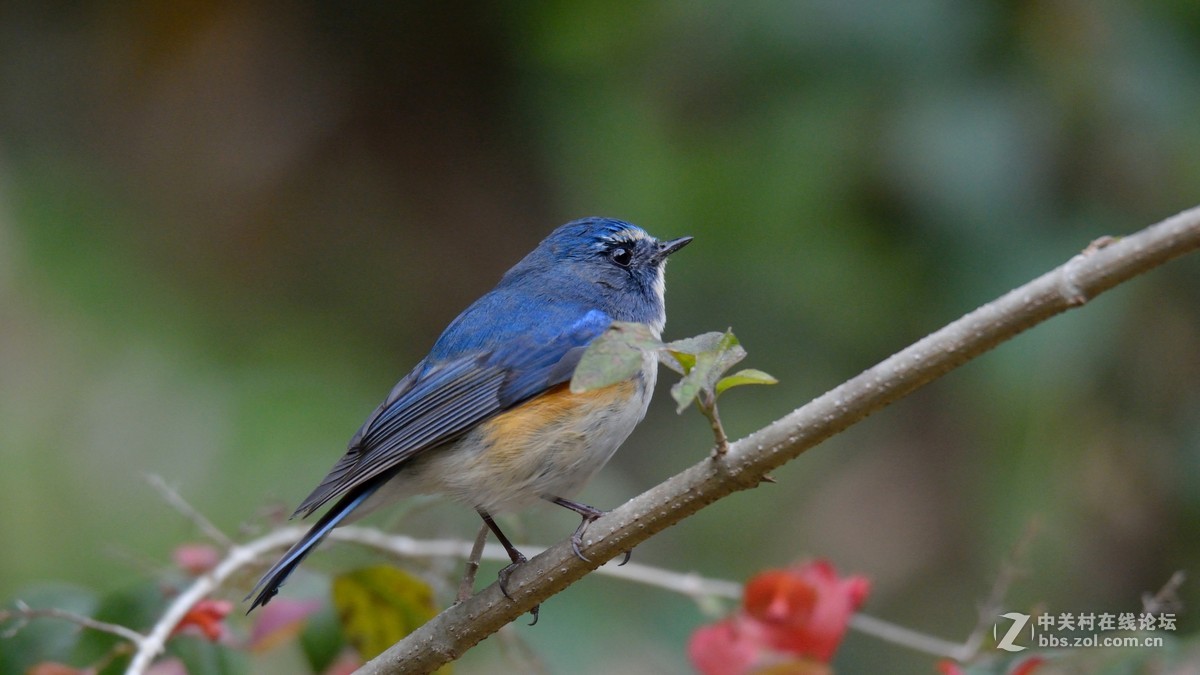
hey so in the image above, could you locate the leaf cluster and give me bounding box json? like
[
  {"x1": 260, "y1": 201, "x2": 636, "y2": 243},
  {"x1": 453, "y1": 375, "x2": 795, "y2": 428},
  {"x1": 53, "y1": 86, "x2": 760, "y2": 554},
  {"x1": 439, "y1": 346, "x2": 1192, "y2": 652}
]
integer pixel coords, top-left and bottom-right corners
[{"x1": 571, "y1": 323, "x2": 777, "y2": 453}]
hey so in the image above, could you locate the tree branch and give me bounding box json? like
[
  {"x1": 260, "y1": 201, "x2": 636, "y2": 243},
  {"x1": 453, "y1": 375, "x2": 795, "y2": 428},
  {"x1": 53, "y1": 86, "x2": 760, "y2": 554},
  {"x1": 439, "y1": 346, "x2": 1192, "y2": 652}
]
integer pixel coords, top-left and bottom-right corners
[
  {"x1": 0, "y1": 600, "x2": 146, "y2": 645},
  {"x1": 358, "y1": 205, "x2": 1200, "y2": 674},
  {"x1": 145, "y1": 473, "x2": 234, "y2": 549}
]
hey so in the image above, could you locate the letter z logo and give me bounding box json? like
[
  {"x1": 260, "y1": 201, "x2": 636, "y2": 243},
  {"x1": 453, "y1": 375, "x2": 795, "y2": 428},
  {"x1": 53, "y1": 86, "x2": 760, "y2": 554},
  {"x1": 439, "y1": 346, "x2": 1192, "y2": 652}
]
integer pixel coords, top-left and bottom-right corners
[{"x1": 994, "y1": 612, "x2": 1031, "y2": 652}]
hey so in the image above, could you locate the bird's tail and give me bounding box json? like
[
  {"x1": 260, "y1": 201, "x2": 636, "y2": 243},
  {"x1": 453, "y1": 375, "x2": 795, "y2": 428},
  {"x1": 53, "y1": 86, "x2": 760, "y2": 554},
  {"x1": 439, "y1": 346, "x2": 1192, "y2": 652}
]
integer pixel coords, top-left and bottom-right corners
[{"x1": 245, "y1": 481, "x2": 381, "y2": 612}]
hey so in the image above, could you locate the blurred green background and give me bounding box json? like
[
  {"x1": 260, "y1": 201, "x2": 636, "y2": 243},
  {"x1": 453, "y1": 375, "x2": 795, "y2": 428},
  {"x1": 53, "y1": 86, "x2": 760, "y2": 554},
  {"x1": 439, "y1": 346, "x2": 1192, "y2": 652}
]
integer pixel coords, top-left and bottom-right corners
[{"x1": 2, "y1": 1, "x2": 1199, "y2": 673}]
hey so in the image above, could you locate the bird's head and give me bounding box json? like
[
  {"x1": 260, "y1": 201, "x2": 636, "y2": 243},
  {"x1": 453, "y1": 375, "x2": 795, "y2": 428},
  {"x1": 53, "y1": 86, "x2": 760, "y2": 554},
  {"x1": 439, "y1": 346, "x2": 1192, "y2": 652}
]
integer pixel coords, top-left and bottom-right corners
[{"x1": 503, "y1": 217, "x2": 692, "y2": 332}]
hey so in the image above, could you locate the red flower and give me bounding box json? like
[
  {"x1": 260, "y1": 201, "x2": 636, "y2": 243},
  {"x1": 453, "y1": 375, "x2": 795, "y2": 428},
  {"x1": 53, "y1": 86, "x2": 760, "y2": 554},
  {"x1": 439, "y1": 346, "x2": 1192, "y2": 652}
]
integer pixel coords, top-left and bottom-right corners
[
  {"x1": 689, "y1": 560, "x2": 870, "y2": 674},
  {"x1": 936, "y1": 660, "x2": 965, "y2": 675},
  {"x1": 743, "y1": 561, "x2": 870, "y2": 661},
  {"x1": 172, "y1": 598, "x2": 233, "y2": 642}
]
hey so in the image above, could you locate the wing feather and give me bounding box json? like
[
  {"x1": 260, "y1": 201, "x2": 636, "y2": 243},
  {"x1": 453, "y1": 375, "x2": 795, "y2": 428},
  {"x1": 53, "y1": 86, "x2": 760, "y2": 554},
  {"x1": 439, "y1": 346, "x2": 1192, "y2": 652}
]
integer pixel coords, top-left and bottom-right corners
[{"x1": 291, "y1": 307, "x2": 612, "y2": 518}]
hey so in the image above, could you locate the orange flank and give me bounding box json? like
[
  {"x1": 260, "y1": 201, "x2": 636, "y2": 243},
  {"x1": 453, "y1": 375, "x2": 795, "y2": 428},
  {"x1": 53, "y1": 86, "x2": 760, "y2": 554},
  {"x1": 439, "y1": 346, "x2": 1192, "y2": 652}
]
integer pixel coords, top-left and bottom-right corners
[
  {"x1": 478, "y1": 381, "x2": 637, "y2": 469},
  {"x1": 416, "y1": 375, "x2": 648, "y2": 513}
]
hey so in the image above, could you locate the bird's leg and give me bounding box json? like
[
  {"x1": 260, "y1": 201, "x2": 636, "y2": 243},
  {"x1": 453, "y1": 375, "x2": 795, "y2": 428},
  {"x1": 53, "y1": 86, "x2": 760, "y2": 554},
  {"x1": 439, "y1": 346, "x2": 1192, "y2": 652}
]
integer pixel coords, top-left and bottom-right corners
[
  {"x1": 547, "y1": 496, "x2": 631, "y2": 566},
  {"x1": 477, "y1": 509, "x2": 539, "y2": 625},
  {"x1": 478, "y1": 510, "x2": 526, "y2": 597}
]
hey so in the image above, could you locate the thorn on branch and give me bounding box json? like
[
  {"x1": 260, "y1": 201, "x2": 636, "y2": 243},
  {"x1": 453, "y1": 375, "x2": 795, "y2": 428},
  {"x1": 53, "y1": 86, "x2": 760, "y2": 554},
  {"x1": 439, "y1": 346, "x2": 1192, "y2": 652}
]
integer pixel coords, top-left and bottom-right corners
[
  {"x1": 1083, "y1": 235, "x2": 1120, "y2": 254},
  {"x1": 1059, "y1": 235, "x2": 1122, "y2": 307}
]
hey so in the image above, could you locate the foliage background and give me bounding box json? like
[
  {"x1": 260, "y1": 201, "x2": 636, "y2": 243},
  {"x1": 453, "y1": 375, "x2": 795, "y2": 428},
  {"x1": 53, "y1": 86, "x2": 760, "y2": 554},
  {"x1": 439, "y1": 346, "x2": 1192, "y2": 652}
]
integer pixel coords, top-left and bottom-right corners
[{"x1": 2, "y1": 1, "x2": 1199, "y2": 673}]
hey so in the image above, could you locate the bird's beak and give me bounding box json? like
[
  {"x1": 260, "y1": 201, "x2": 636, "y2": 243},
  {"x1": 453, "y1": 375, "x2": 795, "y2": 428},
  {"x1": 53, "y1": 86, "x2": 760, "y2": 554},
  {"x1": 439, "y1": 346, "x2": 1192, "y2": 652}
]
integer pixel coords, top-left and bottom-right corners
[{"x1": 655, "y1": 236, "x2": 693, "y2": 262}]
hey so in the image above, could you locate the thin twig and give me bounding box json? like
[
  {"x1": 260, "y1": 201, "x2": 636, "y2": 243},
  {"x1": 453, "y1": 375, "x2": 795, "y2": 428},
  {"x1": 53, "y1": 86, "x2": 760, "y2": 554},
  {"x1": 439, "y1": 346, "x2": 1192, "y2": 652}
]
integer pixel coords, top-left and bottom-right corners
[
  {"x1": 957, "y1": 518, "x2": 1040, "y2": 661},
  {"x1": 698, "y1": 394, "x2": 730, "y2": 455},
  {"x1": 145, "y1": 473, "x2": 234, "y2": 549},
  {"x1": 848, "y1": 614, "x2": 965, "y2": 660},
  {"x1": 1, "y1": 600, "x2": 146, "y2": 645},
  {"x1": 336, "y1": 526, "x2": 980, "y2": 659},
  {"x1": 328, "y1": 526, "x2": 745, "y2": 601},
  {"x1": 1142, "y1": 571, "x2": 1186, "y2": 615},
  {"x1": 457, "y1": 524, "x2": 490, "y2": 602}
]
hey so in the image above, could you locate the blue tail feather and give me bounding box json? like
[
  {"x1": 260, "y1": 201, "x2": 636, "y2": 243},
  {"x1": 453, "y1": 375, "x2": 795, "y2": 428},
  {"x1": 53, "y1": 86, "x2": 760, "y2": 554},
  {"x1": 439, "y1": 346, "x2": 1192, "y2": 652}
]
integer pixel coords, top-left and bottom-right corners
[{"x1": 245, "y1": 481, "x2": 381, "y2": 612}]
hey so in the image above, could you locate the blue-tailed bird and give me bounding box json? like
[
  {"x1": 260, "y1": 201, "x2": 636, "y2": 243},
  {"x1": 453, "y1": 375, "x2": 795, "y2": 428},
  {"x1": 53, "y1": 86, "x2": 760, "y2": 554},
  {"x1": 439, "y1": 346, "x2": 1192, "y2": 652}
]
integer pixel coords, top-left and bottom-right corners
[{"x1": 246, "y1": 217, "x2": 691, "y2": 615}]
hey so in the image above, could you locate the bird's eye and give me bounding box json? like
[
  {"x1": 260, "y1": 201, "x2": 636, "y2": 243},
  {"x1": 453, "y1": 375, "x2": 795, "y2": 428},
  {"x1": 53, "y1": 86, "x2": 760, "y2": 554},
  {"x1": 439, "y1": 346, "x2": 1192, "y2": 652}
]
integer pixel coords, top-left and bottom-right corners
[{"x1": 609, "y1": 246, "x2": 633, "y2": 267}]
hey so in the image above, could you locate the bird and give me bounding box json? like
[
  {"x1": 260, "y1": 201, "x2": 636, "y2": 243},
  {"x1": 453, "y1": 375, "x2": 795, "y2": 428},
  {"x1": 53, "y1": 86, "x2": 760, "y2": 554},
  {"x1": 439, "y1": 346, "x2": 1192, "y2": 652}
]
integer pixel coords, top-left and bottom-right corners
[{"x1": 246, "y1": 217, "x2": 691, "y2": 614}]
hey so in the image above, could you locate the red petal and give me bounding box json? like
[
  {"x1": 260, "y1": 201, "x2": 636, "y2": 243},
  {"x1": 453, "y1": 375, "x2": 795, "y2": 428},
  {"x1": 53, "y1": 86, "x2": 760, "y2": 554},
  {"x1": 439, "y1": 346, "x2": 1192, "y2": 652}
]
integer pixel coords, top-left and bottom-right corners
[
  {"x1": 740, "y1": 560, "x2": 871, "y2": 662},
  {"x1": 745, "y1": 571, "x2": 817, "y2": 625},
  {"x1": 172, "y1": 598, "x2": 233, "y2": 642},
  {"x1": 936, "y1": 660, "x2": 966, "y2": 675},
  {"x1": 688, "y1": 619, "x2": 763, "y2": 675}
]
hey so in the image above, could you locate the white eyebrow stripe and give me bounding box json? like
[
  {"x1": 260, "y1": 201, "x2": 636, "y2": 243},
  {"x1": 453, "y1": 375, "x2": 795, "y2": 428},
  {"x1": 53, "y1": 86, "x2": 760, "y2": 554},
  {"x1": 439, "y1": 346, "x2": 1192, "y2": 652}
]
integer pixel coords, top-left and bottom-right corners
[{"x1": 599, "y1": 228, "x2": 648, "y2": 244}]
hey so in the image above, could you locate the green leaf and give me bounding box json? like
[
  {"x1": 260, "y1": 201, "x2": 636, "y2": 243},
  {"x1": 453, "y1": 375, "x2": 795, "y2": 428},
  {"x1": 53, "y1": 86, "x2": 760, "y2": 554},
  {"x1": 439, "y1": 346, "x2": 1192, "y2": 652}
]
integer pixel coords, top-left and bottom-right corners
[
  {"x1": 331, "y1": 566, "x2": 442, "y2": 665},
  {"x1": 712, "y1": 330, "x2": 747, "y2": 376},
  {"x1": 661, "y1": 332, "x2": 725, "y2": 375},
  {"x1": 715, "y1": 368, "x2": 779, "y2": 395},
  {"x1": 661, "y1": 350, "x2": 694, "y2": 375},
  {"x1": 670, "y1": 362, "x2": 707, "y2": 413},
  {"x1": 664, "y1": 332, "x2": 727, "y2": 355},
  {"x1": 716, "y1": 329, "x2": 739, "y2": 351},
  {"x1": 570, "y1": 321, "x2": 663, "y2": 393},
  {"x1": 668, "y1": 329, "x2": 748, "y2": 413}
]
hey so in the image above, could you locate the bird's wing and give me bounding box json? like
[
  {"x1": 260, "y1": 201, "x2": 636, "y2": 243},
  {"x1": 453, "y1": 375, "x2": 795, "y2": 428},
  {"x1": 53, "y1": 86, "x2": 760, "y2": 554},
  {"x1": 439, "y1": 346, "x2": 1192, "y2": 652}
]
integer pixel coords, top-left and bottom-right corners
[{"x1": 291, "y1": 308, "x2": 612, "y2": 518}]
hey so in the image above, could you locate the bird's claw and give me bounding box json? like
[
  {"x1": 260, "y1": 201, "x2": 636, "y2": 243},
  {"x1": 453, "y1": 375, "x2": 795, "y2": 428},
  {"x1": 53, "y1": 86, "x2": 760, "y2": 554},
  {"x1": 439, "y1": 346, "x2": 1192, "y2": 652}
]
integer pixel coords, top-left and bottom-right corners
[
  {"x1": 567, "y1": 509, "x2": 633, "y2": 566},
  {"x1": 496, "y1": 555, "x2": 539, "y2": 625},
  {"x1": 496, "y1": 554, "x2": 527, "y2": 600},
  {"x1": 569, "y1": 530, "x2": 592, "y2": 563}
]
